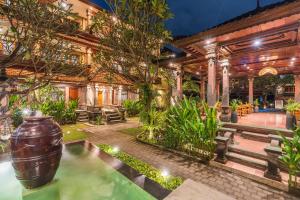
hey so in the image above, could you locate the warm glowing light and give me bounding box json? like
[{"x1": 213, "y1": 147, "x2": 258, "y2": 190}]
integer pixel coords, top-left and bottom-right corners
[
  {"x1": 171, "y1": 54, "x2": 176, "y2": 58},
  {"x1": 169, "y1": 62, "x2": 174, "y2": 67},
  {"x1": 205, "y1": 40, "x2": 211, "y2": 45},
  {"x1": 253, "y1": 39, "x2": 261, "y2": 47},
  {"x1": 61, "y1": 2, "x2": 68, "y2": 8},
  {"x1": 259, "y1": 67, "x2": 278, "y2": 76},
  {"x1": 291, "y1": 57, "x2": 296, "y2": 61},
  {"x1": 196, "y1": 72, "x2": 200, "y2": 75}
]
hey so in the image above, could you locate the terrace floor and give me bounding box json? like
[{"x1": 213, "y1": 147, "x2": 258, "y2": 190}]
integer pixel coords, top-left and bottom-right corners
[
  {"x1": 238, "y1": 112, "x2": 286, "y2": 129},
  {"x1": 84, "y1": 119, "x2": 299, "y2": 200}
]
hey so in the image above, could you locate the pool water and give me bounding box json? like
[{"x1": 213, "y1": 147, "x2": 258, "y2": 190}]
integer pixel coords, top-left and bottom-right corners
[{"x1": 0, "y1": 144, "x2": 156, "y2": 200}]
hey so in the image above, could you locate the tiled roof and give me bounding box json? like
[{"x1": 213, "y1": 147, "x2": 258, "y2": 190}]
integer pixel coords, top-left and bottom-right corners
[{"x1": 6, "y1": 67, "x2": 133, "y2": 86}]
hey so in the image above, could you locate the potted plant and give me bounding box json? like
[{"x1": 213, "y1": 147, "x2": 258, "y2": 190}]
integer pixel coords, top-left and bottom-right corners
[
  {"x1": 230, "y1": 100, "x2": 239, "y2": 123},
  {"x1": 285, "y1": 99, "x2": 300, "y2": 130},
  {"x1": 280, "y1": 129, "x2": 300, "y2": 196},
  {"x1": 254, "y1": 99, "x2": 260, "y2": 113}
]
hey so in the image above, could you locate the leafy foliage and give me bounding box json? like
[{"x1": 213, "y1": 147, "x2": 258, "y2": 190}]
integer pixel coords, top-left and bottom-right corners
[
  {"x1": 11, "y1": 108, "x2": 23, "y2": 128},
  {"x1": 0, "y1": 0, "x2": 86, "y2": 99},
  {"x1": 285, "y1": 99, "x2": 300, "y2": 114},
  {"x1": 122, "y1": 99, "x2": 142, "y2": 117},
  {"x1": 281, "y1": 129, "x2": 300, "y2": 187},
  {"x1": 230, "y1": 99, "x2": 239, "y2": 112},
  {"x1": 142, "y1": 106, "x2": 166, "y2": 140},
  {"x1": 163, "y1": 97, "x2": 219, "y2": 161},
  {"x1": 98, "y1": 144, "x2": 183, "y2": 190},
  {"x1": 182, "y1": 75, "x2": 199, "y2": 93}
]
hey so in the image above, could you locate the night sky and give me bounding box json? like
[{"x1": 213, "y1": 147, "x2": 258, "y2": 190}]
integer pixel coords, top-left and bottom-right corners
[{"x1": 92, "y1": 0, "x2": 284, "y2": 37}]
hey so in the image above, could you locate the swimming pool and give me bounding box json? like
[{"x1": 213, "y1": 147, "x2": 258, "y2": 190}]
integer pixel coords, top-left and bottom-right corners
[{"x1": 0, "y1": 142, "x2": 160, "y2": 200}]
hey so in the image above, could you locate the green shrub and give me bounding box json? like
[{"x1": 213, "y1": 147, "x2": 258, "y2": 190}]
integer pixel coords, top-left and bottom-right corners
[
  {"x1": 281, "y1": 129, "x2": 300, "y2": 188},
  {"x1": 98, "y1": 144, "x2": 183, "y2": 190},
  {"x1": 285, "y1": 99, "x2": 300, "y2": 114},
  {"x1": 11, "y1": 108, "x2": 23, "y2": 128},
  {"x1": 123, "y1": 99, "x2": 142, "y2": 117},
  {"x1": 142, "y1": 106, "x2": 166, "y2": 140},
  {"x1": 163, "y1": 97, "x2": 218, "y2": 161},
  {"x1": 230, "y1": 99, "x2": 239, "y2": 112}
]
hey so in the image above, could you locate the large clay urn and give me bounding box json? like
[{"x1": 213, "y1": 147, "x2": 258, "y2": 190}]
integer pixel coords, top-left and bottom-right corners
[{"x1": 10, "y1": 117, "x2": 62, "y2": 189}]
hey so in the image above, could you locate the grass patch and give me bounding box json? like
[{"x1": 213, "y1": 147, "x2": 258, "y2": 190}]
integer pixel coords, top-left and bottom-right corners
[
  {"x1": 118, "y1": 127, "x2": 143, "y2": 137},
  {"x1": 62, "y1": 123, "x2": 88, "y2": 142},
  {"x1": 98, "y1": 144, "x2": 183, "y2": 190}
]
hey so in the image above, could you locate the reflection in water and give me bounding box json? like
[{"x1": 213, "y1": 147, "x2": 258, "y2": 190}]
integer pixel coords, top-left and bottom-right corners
[{"x1": 0, "y1": 144, "x2": 155, "y2": 200}]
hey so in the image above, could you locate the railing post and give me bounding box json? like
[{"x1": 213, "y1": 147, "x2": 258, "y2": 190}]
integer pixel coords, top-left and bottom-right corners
[
  {"x1": 264, "y1": 145, "x2": 282, "y2": 181},
  {"x1": 214, "y1": 136, "x2": 229, "y2": 164}
]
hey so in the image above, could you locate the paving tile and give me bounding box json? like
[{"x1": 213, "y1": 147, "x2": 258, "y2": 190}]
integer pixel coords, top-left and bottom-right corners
[{"x1": 85, "y1": 120, "x2": 299, "y2": 200}]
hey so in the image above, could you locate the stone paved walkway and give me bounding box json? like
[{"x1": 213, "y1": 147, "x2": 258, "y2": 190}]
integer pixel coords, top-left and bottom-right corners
[{"x1": 84, "y1": 119, "x2": 299, "y2": 200}]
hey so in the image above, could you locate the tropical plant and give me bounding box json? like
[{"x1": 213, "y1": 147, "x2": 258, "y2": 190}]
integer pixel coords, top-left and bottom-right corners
[
  {"x1": 64, "y1": 100, "x2": 79, "y2": 124},
  {"x1": 142, "y1": 107, "x2": 166, "y2": 140},
  {"x1": 285, "y1": 99, "x2": 300, "y2": 114},
  {"x1": 11, "y1": 108, "x2": 23, "y2": 128},
  {"x1": 95, "y1": 115, "x2": 102, "y2": 125},
  {"x1": 163, "y1": 97, "x2": 218, "y2": 161},
  {"x1": 183, "y1": 75, "x2": 199, "y2": 93},
  {"x1": 254, "y1": 99, "x2": 260, "y2": 106},
  {"x1": 280, "y1": 129, "x2": 300, "y2": 188},
  {"x1": 122, "y1": 99, "x2": 142, "y2": 117},
  {"x1": 230, "y1": 99, "x2": 239, "y2": 112},
  {"x1": 92, "y1": 0, "x2": 173, "y2": 116},
  {"x1": 0, "y1": 0, "x2": 85, "y2": 100}
]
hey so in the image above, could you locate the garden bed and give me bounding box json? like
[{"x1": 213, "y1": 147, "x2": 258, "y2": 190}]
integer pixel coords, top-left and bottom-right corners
[
  {"x1": 98, "y1": 144, "x2": 183, "y2": 191},
  {"x1": 136, "y1": 134, "x2": 213, "y2": 164}
]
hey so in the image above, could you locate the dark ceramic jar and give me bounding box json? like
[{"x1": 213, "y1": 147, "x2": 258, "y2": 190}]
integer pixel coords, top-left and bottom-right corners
[{"x1": 10, "y1": 117, "x2": 62, "y2": 189}]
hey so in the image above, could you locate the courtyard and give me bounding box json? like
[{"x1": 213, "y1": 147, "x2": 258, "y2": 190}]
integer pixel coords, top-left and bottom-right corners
[{"x1": 1, "y1": 0, "x2": 300, "y2": 199}]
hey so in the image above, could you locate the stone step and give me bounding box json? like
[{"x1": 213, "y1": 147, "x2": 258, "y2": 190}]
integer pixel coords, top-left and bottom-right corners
[
  {"x1": 108, "y1": 119, "x2": 123, "y2": 124},
  {"x1": 109, "y1": 116, "x2": 121, "y2": 120},
  {"x1": 226, "y1": 152, "x2": 267, "y2": 170},
  {"x1": 241, "y1": 131, "x2": 270, "y2": 143},
  {"x1": 78, "y1": 119, "x2": 89, "y2": 122},
  {"x1": 228, "y1": 145, "x2": 268, "y2": 161}
]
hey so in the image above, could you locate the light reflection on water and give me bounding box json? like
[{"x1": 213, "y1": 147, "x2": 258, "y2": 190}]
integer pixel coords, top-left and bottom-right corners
[{"x1": 0, "y1": 144, "x2": 155, "y2": 200}]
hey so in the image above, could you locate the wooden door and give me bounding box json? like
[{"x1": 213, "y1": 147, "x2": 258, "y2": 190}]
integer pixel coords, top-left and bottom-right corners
[
  {"x1": 69, "y1": 88, "x2": 78, "y2": 100},
  {"x1": 98, "y1": 91, "x2": 103, "y2": 106}
]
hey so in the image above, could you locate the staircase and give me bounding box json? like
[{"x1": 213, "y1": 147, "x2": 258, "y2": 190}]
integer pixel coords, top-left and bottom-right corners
[
  {"x1": 103, "y1": 110, "x2": 124, "y2": 124},
  {"x1": 76, "y1": 110, "x2": 89, "y2": 122},
  {"x1": 219, "y1": 126, "x2": 288, "y2": 172}
]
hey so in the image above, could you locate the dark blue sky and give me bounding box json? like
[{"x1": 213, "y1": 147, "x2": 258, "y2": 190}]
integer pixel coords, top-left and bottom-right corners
[{"x1": 92, "y1": 0, "x2": 283, "y2": 37}]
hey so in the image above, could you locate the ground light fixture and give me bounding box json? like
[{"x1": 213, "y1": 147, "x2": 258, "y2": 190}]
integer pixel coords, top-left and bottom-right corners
[
  {"x1": 112, "y1": 146, "x2": 120, "y2": 153},
  {"x1": 161, "y1": 169, "x2": 169, "y2": 178}
]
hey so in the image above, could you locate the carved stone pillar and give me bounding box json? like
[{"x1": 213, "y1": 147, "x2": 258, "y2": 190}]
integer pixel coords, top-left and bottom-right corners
[
  {"x1": 215, "y1": 136, "x2": 230, "y2": 164},
  {"x1": 248, "y1": 76, "x2": 254, "y2": 104},
  {"x1": 87, "y1": 48, "x2": 92, "y2": 65},
  {"x1": 204, "y1": 44, "x2": 217, "y2": 107},
  {"x1": 294, "y1": 74, "x2": 300, "y2": 102},
  {"x1": 264, "y1": 145, "x2": 282, "y2": 181},
  {"x1": 220, "y1": 59, "x2": 231, "y2": 122}
]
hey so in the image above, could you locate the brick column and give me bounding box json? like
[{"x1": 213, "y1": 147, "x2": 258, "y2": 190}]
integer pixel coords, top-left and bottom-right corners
[
  {"x1": 205, "y1": 44, "x2": 217, "y2": 107},
  {"x1": 65, "y1": 86, "x2": 70, "y2": 104},
  {"x1": 216, "y1": 79, "x2": 221, "y2": 101},
  {"x1": 118, "y1": 86, "x2": 123, "y2": 106},
  {"x1": 249, "y1": 76, "x2": 254, "y2": 104},
  {"x1": 94, "y1": 84, "x2": 99, "y2": 106},
  {"x1": 294, "y1": 74, "x2": 300, "y2": 102},
  {"x1": 200, "y1": 79, "x2": 206, "y2": 101},
  {"x1": 176, "y1": 66, "x2": 183, "y2": 99},
  {"x1": 220, "y1": 59, "x2": 231, "y2": 122}
]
